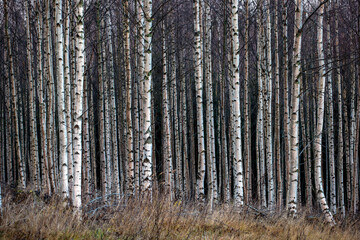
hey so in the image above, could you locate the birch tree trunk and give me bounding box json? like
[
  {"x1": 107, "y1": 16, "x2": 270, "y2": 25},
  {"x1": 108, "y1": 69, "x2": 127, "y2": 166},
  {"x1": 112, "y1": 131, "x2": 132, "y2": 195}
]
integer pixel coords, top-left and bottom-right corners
[
  {"x1": 5, "y1": 0, "x2": 26, "y2": 189},
  {"x1": 44, "y1": 0, "x2": 55, "y2": 194},
  {"x1": 64, "y1": 0, "x2": 73, "y2": 200},
  {"x1": 170, "y1": 22, "x2": 181, "y2": 197},
  {"x1": 231, "y1": 0, "x2": 244, "y2": 207},
  {"x1": 193, "y1": 0, "x2": 206, "y2": 202},
  {"x1": 265, "y1": 0, "x2": 275, "y2": 210},
  {"x1": 287, "y1": 0, "x2": 302, "y2": 217},
  {"x1": 349, "y1": 63, "x2": 356, "y2": 212},
  {"x1": 334, "y1": 0, "x2": 345, "y2": 217},
  {"x1": 282, "y1": 0, "x2": 290, "y2": 203},
  {"x1": 82, "y1": 67, "x2": 90, "y2": 201},
  {"x1": 180, "y1": 49, "x2": 190, "y2": 199},
  {"x1": 106, "y1": 9, "x2": 120, "y2": 199},
  {"x1": 325, "y1": 6, "x2": 336, "y2": 214},
  {"x1": 55, "y1": 0, "x2": 69, "y2": 199},
  {"x1": 102, "y1": 24, "x2": 112, "y2": 195},
  {"x1": 136, "y1": 0, "x2": 145, "y2": 195},
  {"x1": 162, "y1": 25, "x2": 173, "y2": 199},
  {"x1": 4, "y1": 2, "x2": 13, "y2": 186},
  {"x1": 274, "y1": 0, "x2": 282, "y2": 210},
  {"x1": 142, "y1": 0, "x2": 153, "y2": 193},
  {"x1": 244, "y1": 0, "x2": 251, "y2": 204},
  {"x1": 123, "y1": 0, "x2": 134, "y2": 197},
  {"x1": 36, "y1": 3, "x2": 50, "y2": 193},
  {"x1": 26, "y1": 0, "x2": 38, "y2": 189},
  {"x1": 354, "y1": 2, "x2": 360, "y2": 214},
  {"x1": 96, "y1": 2, "x2": 107, "y2": 200},
  {"x1": 73, "y1": 0, "x2": 85, "y2": 209},
  {"x1": 314, "y1": 2, "x2": 335, "y2": 225},
  {"x1": 204, "y1": 3, "x2": 217, "y2": 206},
  {"x1": 257, "y1": 9, "x2": 266, "y2": 208}
]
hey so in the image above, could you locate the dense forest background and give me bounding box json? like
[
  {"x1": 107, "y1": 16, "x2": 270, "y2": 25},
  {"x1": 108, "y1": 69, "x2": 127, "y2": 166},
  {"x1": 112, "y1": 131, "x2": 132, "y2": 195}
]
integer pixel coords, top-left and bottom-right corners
[{"x1": 0, "y1": 0, "x2": 360, "y2": 226}]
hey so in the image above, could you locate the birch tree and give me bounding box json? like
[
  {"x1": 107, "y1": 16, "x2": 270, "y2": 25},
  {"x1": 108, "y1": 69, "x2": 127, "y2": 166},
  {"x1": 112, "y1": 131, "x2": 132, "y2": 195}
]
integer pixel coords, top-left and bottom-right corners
[
  {"x1": 141, "y1": 0, "x2": 153, "y2": 193},
  {"x1": 231, "y1": 0, "x2": 244, "y2": 206},
  {"x1": 204, "y1": 3, "x2": 217, "y2": 206},
  {"x1": 162, "y1": 24, "x2": 173, "y2": 199},
  {"x1": 193, "y1": 0, "x2": 206, "y2": 201},
  {"x1": 5, "y1": 0, "x2": 26, "y2": 189},
  {"x1": 55, "y1": 0, "x2": 69, "y2": 198},
  {"x1": 314, "y1": 1, "x2": 335, "y2": 225},
  {"x1": 287, "y1": 0, "x2": 302, "y2": 217},
  {"x1": 73, "y1": 0, "x2": 85, "y2": 209},
  {"x1": 26, "y1": 0, "x2": 38, "y2": 189}
]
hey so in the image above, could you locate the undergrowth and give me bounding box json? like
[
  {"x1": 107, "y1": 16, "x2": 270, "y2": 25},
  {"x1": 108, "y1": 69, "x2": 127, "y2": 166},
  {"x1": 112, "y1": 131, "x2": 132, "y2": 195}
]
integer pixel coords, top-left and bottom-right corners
[{"x1": 0, "y1": 189, "x2": 359, "y2": 239}]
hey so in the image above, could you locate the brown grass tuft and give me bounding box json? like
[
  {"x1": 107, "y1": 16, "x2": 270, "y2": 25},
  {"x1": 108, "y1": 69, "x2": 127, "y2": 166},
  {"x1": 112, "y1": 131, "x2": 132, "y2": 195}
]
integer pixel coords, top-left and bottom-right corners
[{"x1": 0, "y1": 191, "x2": 359, "y2": 239}]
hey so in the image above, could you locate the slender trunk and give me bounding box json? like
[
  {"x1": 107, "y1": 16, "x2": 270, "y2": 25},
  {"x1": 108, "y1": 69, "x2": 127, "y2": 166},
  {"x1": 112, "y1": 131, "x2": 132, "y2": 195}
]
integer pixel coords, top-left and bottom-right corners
[
  {"x1": 4, "y1": 3, "x2": 13, "y2": 186},
  {"x1": 204, "y1": 3, "x2": 217, "y2": 206},
  {"x1": 5, "y1": 0, "x2": 26, "y2": 189},
  {"x1": 274, "y1": 0, "x2": 282, "y2": 210},
  {"x1": 244, "y1": 0, "x2": 251, "y2": 204},
  {"x1": 73, "y1": 0, "x2": 85, "y2": 209},
  {"x1": 265, "y1": 0, "x2": 275, "y2": 210},
  {"x1": 314, "y1": 2, "x2": 335, "y2": 225},
  {"x1": 123, "y1": 0, "x2": 134, "y2": 197},
  {"x1": 82, "y1": 68, "x2": 90, "y2": 201},
  {"x1": 344, "y1": 90, "x2": 350, "y2": 209},
  {"x1": 354, "y1": 2, "x2": 360, "y2": 214},
  {"x1": 162, "y1": 25, "x2": 173, "y2": 199},
  {"x1": 349, "y1": 65, "x2": 356, "y2": 212},
  {"x1": 136, "y1": 0, "x2": 145, "y2": 195},
  {"x1": 97, "y1": 2, "x2": 107, "y2": 200},
  {"x1": 193, "y1": 0, "x2": 206, "y2": 201},
  {"x1": 231, "y1": 0, "x2": 244, "y2": 206},
  {"x1": 180, "y1": 49, "x2": 190, "y2": 199},
  {"x1": 282, "y1": 0, "x2": 290, "y2": 205},
  {"x1": 36, "y1": 4, "x2": 50, "y2": 193},
  {"x1": 325, "y1": 6, "x2": 336, "y2": 214},
  {"x1": 106, "y1": 10, "x2": 120, "y2": 199},
  {"x1": 64, "y1": 0, "x2": 73, "y2": 200},
  {"x1": 102, "y1": 23, "x2": 112, "y2": 195},
  {"x1": 287, "y1": 0, "x2": 302, "y2": 217},
  {"x1": 45, "y1": 0, "x2": 55, "y2": 194},
  {"x1": 257, "y1": 9, "x2": 266, "y2": 208},
  {"x1": 55, "y1": 0, "x2": 69, "y2": 198},
  {"x1": 220, "y1": 11, "x2": 230, "y2": 202},
  {"x1": 142, "y1": 0, "x2": 153, "y2": 193},
  {"x1": 26, "y1": 0, "x2": 39, "y2": 189}
]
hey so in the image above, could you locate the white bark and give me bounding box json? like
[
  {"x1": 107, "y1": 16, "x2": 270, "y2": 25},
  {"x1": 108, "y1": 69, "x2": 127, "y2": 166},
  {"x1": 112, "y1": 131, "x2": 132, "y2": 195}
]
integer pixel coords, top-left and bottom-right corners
[
  {"x1": 136, "y1": 0, "x2": 145, "y2": 195},
  {"x1": 162, "y1": 27, "x2": 173, "y2": 199},
  {"x1": 287, "y1": 0, "x2": 302, "y2": 217},
  {"x1": 193, "y1": 0, "x2": 206, "y2": 201},
  {"x1": 55, "y1": 0, "x2": 69, "y2": 198},
  {"x1": 106, "y1": 10, "x2": 120, "y2": 199},
  {"x1": 73, "y1": 0, "x2": 85, "y2": 209},
  {"x1": 325, "y1": 6, "x2": 336, "y2": 214},
  {"x1": 257, "y1": 9, "x2": 266, "y2": 208},
  {"x1": 204, "y1": 4, "x2": 217, "y2": 206},
  {"x1": 123, "y1": 0, "x2": 134, "y2": 196},
  {"x1": 142, "y1": 0, "x2": 153, "y2": 193},
  {"x1": 315, "y1": 2, "x2": 335, "y2": 225},
  {"x1": 64, "y1": 0, "x2": 73, "y2": 200},
  {"x1": 26, "y1": 0, "x2": 39, "y2": 189},
  {"x1": 231, "y1": 0, "x2": 244, "y2": 206},
  {"x1": 36, "y1": 4, "x2": 50, "y2": 193},
  {"x1": 265, "y1": 0, "x2": 275, "y2": 210}
]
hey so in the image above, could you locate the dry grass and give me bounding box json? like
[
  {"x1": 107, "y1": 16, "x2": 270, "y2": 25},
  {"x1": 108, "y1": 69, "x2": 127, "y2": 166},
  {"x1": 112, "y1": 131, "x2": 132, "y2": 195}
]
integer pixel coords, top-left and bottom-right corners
[{"x1": 0, "y1": 190, "x2": 359, "y2": 239}]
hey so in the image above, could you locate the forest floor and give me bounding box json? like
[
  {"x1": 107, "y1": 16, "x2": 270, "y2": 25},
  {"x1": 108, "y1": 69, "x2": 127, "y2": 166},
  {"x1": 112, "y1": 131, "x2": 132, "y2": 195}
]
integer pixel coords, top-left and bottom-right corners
[{"x1": 0, "y1": 190, "x2": 359, "y2": 239}]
